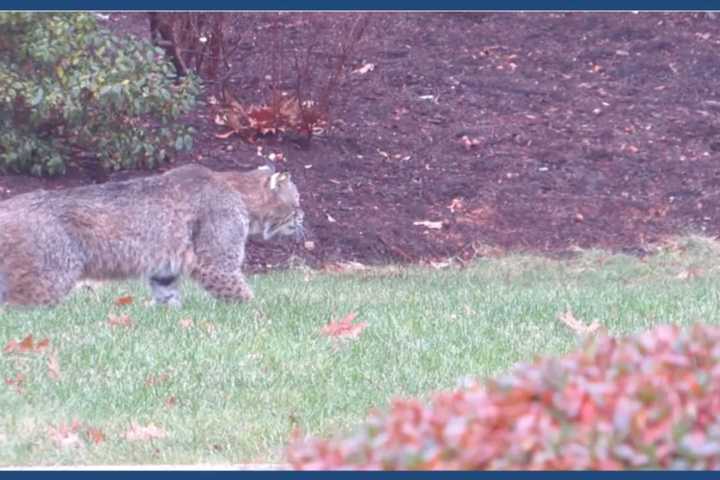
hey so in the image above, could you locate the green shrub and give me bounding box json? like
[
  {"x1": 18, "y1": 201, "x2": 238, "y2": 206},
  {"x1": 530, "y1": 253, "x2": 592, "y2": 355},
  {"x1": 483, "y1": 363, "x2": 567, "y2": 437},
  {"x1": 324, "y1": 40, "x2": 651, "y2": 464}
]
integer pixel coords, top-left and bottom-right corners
[
  {"x1": 288, "y1": 324, "x2": 720, "y2": 470},
  {"x1": 0, "y1": 13, "x2": 199, "y2": 176}
]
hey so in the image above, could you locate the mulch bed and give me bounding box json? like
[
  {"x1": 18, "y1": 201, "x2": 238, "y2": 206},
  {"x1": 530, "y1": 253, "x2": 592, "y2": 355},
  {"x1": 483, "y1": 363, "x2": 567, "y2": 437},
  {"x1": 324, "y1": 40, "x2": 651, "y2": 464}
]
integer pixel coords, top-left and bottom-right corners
[{"x1": 3, "y1": 12, "x2": 720, "y2": 271}]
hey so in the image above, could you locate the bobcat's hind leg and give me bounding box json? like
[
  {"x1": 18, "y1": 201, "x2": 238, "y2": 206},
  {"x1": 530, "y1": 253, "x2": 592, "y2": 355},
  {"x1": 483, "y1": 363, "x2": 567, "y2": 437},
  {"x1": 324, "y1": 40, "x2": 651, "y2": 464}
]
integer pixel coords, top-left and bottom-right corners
[{"x1": 3, "y1": 262, "x2": 83, "y2": 307}]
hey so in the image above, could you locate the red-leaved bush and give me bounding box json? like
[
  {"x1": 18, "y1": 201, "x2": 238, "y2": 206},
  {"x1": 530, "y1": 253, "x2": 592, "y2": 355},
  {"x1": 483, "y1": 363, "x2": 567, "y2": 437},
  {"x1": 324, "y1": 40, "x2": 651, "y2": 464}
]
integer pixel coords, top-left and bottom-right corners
[{"x1": 287, "y1": 324, "x2": 720, "y2": 470}]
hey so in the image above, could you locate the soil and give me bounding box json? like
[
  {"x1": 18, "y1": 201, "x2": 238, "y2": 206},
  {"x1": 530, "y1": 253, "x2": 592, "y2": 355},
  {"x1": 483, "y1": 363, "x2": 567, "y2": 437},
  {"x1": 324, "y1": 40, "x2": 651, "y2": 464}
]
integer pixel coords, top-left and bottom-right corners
[{"x1": 3, "y1": 12, "x2": 720, "y2": 271}]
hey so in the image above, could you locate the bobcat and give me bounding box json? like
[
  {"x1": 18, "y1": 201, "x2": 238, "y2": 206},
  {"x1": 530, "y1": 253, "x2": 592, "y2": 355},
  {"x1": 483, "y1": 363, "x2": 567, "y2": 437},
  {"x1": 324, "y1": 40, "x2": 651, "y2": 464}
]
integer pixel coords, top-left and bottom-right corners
[{"x1": 0, "y1": 164, "x2": 304, "y2": 308}]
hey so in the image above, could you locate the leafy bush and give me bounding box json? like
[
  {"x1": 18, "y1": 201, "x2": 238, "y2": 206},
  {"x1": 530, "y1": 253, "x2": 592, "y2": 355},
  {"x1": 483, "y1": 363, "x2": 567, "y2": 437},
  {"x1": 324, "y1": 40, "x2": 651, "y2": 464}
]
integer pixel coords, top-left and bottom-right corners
[
  {"x1": 0, "y1": 13, "x2": 199, "y2": 176},
  {"x1": 288, "y1": 324, "x2": 720, "y2": 470}
]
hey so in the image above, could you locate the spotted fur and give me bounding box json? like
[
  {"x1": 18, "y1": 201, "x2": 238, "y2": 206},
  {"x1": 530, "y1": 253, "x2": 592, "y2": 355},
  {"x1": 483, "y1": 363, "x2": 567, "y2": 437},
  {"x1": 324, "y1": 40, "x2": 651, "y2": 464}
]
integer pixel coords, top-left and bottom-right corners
[{"x1": 0, "y1": 164, "x2": 303, "y2": 308}]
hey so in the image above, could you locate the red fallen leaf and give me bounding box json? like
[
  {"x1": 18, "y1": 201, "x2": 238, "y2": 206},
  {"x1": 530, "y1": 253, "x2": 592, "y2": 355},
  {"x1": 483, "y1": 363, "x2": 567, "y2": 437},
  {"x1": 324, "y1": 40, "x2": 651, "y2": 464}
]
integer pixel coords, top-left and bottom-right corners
[
  {"x1": 34, "y1": 338, "x2": 50, "y2": 352},
  {"x1": 124, "y1": 422, "x2": 167, "y2": 442},
  {"x1": 48, "y1": 419, "x2": 82, "y2": 449},
  {"x1": 108, "y1": 313, "x2": 134, "y2": 329},
  {"x1": 47, "y1": 350, "x2": 61, "y2": 381},
  {"x1": 164, "y1": 396, "x2": 178, "y2": 408},
  {"x1": 214, "y1": 130, "x2": 236, "y2": 139},
  {"x1": 144, "y1": 372, "x2": 170, "y2": 387},
  {"x1": 179, "y1": 318, "x2": 194, "y2": 330},
  {"x1": 115, "y1": 295, "x2": 134, "y2": 306},
  {"x1": 248, "y1": 107, "x2": 277, "y2": 134},
  {"x1": 4, "y1": 372, "x2": 25, "y2": 393},
  {"x1": 18, "y1": 334, "x2": 34, "y2": 352},
  {"x1": 321, "y1": 312, "x2": 368, "y2": 340},
  {"x1": 3, "y1": 339, "x2": 18, "y2": 354},
  {"x1": 86, "y1": 427, "x2": 106, "y2": 445},
  {"x1": 3, "y1": 335, "x2": 49, "y2": 354}
]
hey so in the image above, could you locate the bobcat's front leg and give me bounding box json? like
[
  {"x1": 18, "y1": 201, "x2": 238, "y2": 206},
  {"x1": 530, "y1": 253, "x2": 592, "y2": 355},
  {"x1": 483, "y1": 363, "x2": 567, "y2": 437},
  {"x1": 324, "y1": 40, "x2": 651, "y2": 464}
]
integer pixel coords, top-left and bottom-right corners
[{"x1": 190, "y1": 209, "x2": 254, "y2": 303}]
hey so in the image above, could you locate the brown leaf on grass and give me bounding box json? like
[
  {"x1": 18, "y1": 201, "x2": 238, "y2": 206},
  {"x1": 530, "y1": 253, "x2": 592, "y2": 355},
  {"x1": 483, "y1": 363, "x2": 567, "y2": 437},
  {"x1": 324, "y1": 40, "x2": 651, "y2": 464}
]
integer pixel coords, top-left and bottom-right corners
[
  {"x1": 85, "y1": 427, "x2": 106, "y2": 445},
  {"x1": 557, "y1": 308, "x2": 603, "y2": 336},
  {"x1": 48, "y1": 420, "x2": 82, "y2": 449},
  {"x1": 115, "y1": 295, "x2": 134, "y2": 306},
  {"x1": 144, "y1": 372, "x2": 170, "y2": 388},
  {"x1": 2, "y1": 339, "x2": 18, "y2": 354},
  {"x1": 322, "y1": 312, "x2": 368, "y2": 340},
  {"x1": 4, "y1": 372, "x2": 25, "y2": 394},
  {"x1": 19, "y1": 334, "x2": 35, "y2": 352},
  {"x1": 179, "y1": 318, "x2": 194, "y2": 330},
  {"x1": 47, "y1": 349, "x2": 61, "y2": 381},
  {"x1": 164, "y1": 396, "x2": 178, "y2": 409},
  {"x1": 676, "y1": 267, "x2": 703, "y2": 280},
  {"x1": 3, "y1": 334, "x2": 50, "y2": 354},
  {"x1": 35, "y1": 338, "x2": 50, "y2": 352},
  {"x1": 108, "y1": 313, "x2": 134, "y2": 329},
  {"x1": 124, "y1": 422, "x2": 167, "y2": 442}
]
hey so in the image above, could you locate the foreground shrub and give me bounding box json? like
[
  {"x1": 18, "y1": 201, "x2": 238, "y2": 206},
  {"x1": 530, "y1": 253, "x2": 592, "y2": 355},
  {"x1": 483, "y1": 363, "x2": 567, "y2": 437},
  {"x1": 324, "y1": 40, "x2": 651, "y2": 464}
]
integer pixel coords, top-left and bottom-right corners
[
  {"x1": 288, "y1": 324, "x2": 720, "y2": 470},
  {"x1": 0, "y1": 13, "x2": 199, "y2": 176}
]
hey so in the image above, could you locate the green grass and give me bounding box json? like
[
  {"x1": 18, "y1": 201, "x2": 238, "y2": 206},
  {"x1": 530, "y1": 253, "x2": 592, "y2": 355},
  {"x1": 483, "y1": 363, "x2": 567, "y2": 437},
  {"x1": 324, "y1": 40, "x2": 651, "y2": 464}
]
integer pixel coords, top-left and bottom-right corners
[{"x1": 2, "y1": 235, "x2": 720, "y2": 466}]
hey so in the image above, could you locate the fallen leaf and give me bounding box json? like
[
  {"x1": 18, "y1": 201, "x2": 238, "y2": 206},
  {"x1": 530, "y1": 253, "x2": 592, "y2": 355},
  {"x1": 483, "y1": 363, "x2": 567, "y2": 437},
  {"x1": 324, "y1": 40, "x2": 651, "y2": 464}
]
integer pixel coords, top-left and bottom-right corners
[
  {"x1": 676, "y1": 267, "x2": 703, "y2": 280},
  {"x1": 3, "y1": 334, "x2": 49, "y2": 354},
  {"x1": 85, "y1": 427, "x2": 106, "y2": 445},
  {"x1": 164, "y1": 396, "x2": 178, "y2": 408},
  {"x1": 557, "y1": 308, "x2": 603, "y2": 336},
  {"x1": 448, "y1": 198, "x2": 464, "y2": 213},
  {"x1": 48, "y1": 420, "x2": 82, "y2": 449},
  {"x1": 413, "y1": 220, "x2": 444, "y2": 230},
  {"x1": 19, "y1": 334, "x2": 34, "y2": 352},
  {"x1": 124, "y1": 422, "x2": 167, "y2": 442},
  {"x1": 108, "y1": 313, "x2": 134, "y2": 329},
  {"x1": 352, "y1": 62, "x2": 375, "y2": 74},
  {"x1": 4, "y1": 372, "x2": 25, "y2": 393},
  {"x1": 429, "y1": 260, "x2": 452, "y2": 269},
  {"x1": 179, "y1": 318, "x2": 194, "y2": 330},
  {"x1": 145, "y1": 372, "x2": 170, "y2": 387},
  {"x1": 214, "y1": 130, "x2": 236, "y2": 139},
  {"x1": 322, "y1": 312, "x2": 368, "y2": 340},
  {"x1": 3, "y1": 339, "x2": 18, "y2": 354},
  {"x1": 115, "y1": 295, "x2": 134, "y2": 306},
  {"x1": 47, "y1": 350, "x2": 61, "y2": 381},
  {"x1": 460, "y1": 135, "x2": 481, "y2": 150},
  {"x1": 34, "y1": 338, "x2": 49, "y2": 352}
]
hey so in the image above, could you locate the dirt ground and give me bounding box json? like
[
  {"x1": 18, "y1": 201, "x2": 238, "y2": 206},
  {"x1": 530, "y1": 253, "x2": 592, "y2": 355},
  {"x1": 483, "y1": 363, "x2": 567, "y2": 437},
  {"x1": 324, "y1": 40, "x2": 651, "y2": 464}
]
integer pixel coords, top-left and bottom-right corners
[{"x1": 3, "y1": 12, "x2": 720, "y2": 271}]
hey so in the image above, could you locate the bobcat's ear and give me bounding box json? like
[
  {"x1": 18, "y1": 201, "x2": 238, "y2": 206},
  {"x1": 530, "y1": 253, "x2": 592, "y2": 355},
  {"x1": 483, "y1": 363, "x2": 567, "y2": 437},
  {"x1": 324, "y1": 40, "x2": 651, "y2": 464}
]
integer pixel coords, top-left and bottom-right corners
[{"x1": 269, "y1": 172, "x2": 289, "y2": 190}]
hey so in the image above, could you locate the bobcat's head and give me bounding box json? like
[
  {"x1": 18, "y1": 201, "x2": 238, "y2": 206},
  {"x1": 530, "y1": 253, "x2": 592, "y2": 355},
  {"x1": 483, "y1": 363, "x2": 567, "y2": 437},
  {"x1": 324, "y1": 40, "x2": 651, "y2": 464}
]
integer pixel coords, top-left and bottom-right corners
[{"x1": 221, "y1": 166, "x2": 305, "y2": 241}]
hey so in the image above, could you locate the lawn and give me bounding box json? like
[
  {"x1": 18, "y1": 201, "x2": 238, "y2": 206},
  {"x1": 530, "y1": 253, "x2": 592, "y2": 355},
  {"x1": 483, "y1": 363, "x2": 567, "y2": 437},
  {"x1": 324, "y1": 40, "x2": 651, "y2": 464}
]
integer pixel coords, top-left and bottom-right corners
[{"x1": 1, "y1": 235, "x2": 719, "y2": 466}]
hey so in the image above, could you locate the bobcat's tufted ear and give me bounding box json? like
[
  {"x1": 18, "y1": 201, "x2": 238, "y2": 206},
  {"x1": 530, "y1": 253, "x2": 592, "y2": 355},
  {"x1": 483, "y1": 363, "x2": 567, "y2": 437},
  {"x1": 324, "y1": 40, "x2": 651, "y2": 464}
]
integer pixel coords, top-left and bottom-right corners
[{"x1": 269, "y1": 172, "x2": 290, "y2": 190}]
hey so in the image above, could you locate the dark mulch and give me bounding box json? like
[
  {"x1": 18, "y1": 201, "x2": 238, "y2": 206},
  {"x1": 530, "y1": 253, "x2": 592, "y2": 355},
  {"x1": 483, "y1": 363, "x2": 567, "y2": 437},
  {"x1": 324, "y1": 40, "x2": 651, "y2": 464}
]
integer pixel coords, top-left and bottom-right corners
[{"x1": 3, "y1": 12, "x2": 720, "y2": 271}]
